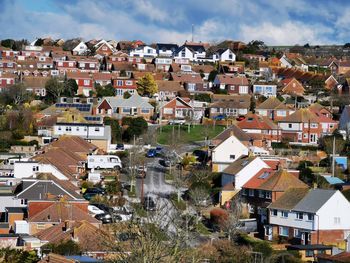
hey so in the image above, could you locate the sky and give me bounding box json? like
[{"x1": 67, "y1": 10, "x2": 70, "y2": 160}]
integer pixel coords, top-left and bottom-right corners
[{"x1": 0, "y1": 0, "x2": 349, "y2": 46}]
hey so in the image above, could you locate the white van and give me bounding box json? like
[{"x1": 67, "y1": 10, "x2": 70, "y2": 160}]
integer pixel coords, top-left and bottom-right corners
[{"x1": 87, "y1": 155, "x2": 122, "y2": 170}]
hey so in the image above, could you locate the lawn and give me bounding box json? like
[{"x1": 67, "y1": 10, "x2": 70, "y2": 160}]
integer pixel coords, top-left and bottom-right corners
[{"x1": 157, "y1": 124, "x2": 225, "y2": 145}]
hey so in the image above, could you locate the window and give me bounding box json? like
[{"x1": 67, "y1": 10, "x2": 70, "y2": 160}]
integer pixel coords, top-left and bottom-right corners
[
  {"x1": 304, "y1": 123, "x2": 309, "y2": 128},
  {"x1": 95, "y1": 127, "x2": 100, "y2": 132},
  {"x1": 65, "y1": 127, "x2": 72, "y2": 131},
  {"x1": 229, "y1": 154, "x2": 235, "y2": 160},
  {"x1": 187, "y1": 83, "x2": 196, "y2": 91},
  {"x1": 141, "y1": 108, "x2": 149, "y2": 113},
  {"x1": 123, "y1": 107, "x2": 131, "y2": 113},
  {"x1": 117, "y1": 80, "x2": 123, "y2": 86},
  {"x1": 58, "y1": 126, "x2": 62, "y2": 131},
  {"x1": 307, "y1": 213, "x2": 314, "y2": 221},
  {"x1": 242, "y1": 189, "x2": 248, "y2": 196},
  {"x1": 279, "y1": 226, "x2": 289, "y2": 237},
  {"x1": 271, "y1": 209, "x2": 278, "y2": 216},
  {"x1": 76, "y1": 127, "x2": 79, "y2": 131},
  {"x1": 89, "y1": 63, "x2": 95, "y2": 68},
  {"x1": 297, "y1": 213, "x2": 303, "y2": 220},
  {"x1": 294, "y1": 229, "x2": 302, "y2": 238},
  {"x1": 181, "y1": 49, "x2": 186, "y2": 57},
  {"x1": 32, "y1": 166, "x2": 39, "y2": 172},
  {"x1": 265, "y1": 191, "x2": 272, "y2": 199},
  {"x1": 281, "y1": 211, "x2": 288, "y2": 218},
  {"x1": 230, "y1": 85, "x2": 235, "y2": 90},
  {"x1": 248, "y1": 189, "x2": 254, "y2": 197},
  {"x1": 80, "y1": 63, "x2": 85, "y2": 67},
  {"x1": 305, "y1": 250, "x2": 314, "y2": 257},
  {"x1": 125, "y1": 80, "x2": 133, "y2": 86},
  {"x1": 84, "y1": 79, "x2": 90, "y2": 86},
  {"x1": 334, "y1": 217, "x2": 341, "y2": 224},
  {"x1": 288, "y1": 123, "x2": 292, "y2": 128},
  {"x1": 310, "y1": 123, "x2": 318, "y2": 128},
  {"x1": 68, "y1": 62, "x2": 73, "y2": 67},
  {"x1": 37, "y1": 223, "x2": 46, "y2": 230}
]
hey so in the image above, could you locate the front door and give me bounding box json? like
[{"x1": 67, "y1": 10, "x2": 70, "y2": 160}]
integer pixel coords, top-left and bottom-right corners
[{"x1": 265, "y1": 225, "x2": 273, "y2": 241}]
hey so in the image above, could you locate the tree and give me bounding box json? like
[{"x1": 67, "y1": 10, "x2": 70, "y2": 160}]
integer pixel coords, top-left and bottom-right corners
[
  {"x1": 250, "y1": 95, "x2": 256, "y2": 113},
  {"x1": 303, "y1": 43, "x2": 310, "y2": 48},
  {"x1": 123, "y1": 91, "x2": 132, "y2": 99},
  {"x1": 344, "y1": 43, "x2": 350, "y2": 48},
  {"x1": 0, "y1": 247, "x2": 39, "y2": 263},
  {"x1": 63, "y1": 78, "x2": 78, "y2": 97},
  {"x1": 320, "y1": 131, "x2": 346, "y2": 155},
  {"x1": 104, "y1": 117, "x2": 122, "y2": 143},
  {"x1": 297, "y1": 161, "x2": 315, "y2": 186},
  {"x1": 0, "y1": 39, "x2": 15, "y2": 48},
  {"x1": 42, "y1": 240, "x2": 81, "y2": 256},
  {"x1": 2, "y1": 83, "x2": 32, "y2": 105},
  {"x1": 137, "y1": 73, "x2": 158, "y2": 96},
  {"x1": 96, "y1": 83, "x2": 115, "y2": 97},
  {"x1": 122, "y1": 117, "x2": 148, "y2": 141},
  {"x1": 193, "y1": 93, "x2": 211, "y2": 102},
  {"x1": 45, "y1": 77, "x2": 65, "y2": 101},
  {"x1": 208, "y1": 70, "x2": 218, "y2": 82},
  {"x1": 243, "y1": 40, "x2": 267, "y2": 54}
]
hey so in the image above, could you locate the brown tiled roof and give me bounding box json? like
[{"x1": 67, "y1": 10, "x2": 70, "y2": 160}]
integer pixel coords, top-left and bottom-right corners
[
  {"x1": 317, "y1": 251, "x2": 350, "y2": 262},
  {"x1": 210, "y1": 94, "x2": 251, "y2": 109},
  {"x1": 268, "y1": 188, "x2": 309, "y2": 210},
  {"x1": 29, "y1": 202, "x2": 99, "y2": 224},
  {"x1": 66, "y1": 71, "x2": 91, "y2": 79},
  {"x1": 23, "y1": 76, "x2": 50, "y2": 88},
  {"x1": 216, "y1": 75, "x2": 249, "y2": 85},
  {"x1": 170, "y1": 73, "x2": 203, "y2": 83},
  {"x1": 49, "y1": 136, "x2": 97, "y2": 154},
  {"x1": 212, "y1": 124, "x2": 251, "y2": 143},
  {"x1": 92, "y1": 72, "x2": 113, "y2": 81},
  {"x1": 156, "y1": 80, "x2": 183, "y2": 92},
  {"x1": 222, "y1": 156, "x2": 255, "y2": 175},
  {"x1": 256, "y1": 97, "x2": 286, "y2": 110},
  {"x1": 237, "y1": 113, "x2": 278, "y2": 130},
  {"x1": 191, "y1": 64, "x2": 215, "y2": 73},
  {"x1": 39, "y1": 253, "x2": 75, "y2": 263},
  {"x1": 259, "y1": 170, "x2": 308, "y2": 192},
  {"x1": 279, "y1": 108, "x2": 318, "y2": 123},
  {"x1": 35, "y1": 221, "x2": 111, "y2": 251},
  {"x1": 111, "y1": 62, "x2": 135, "y2": 71},
  {"x1": 243, "y1": 168, "x2": 276, "y2": 189}
]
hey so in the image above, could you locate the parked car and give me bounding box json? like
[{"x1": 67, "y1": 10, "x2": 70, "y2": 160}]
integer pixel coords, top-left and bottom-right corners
[
  {"x1": 236, "y1": 116, "x2": 245, "y2": 121},
  {"x1": 90, "y1": 203, "x2": 113, "y2": 214},
  {"x1": 117, "y1": 232, "x2": 137, "y2": 241},
  {"x1": 192, "y1": 149, "x2": 208, "y2": 163},
  {"x1": 169, "y1": 119, "x2": 186, "y2": 125},
  {"x1": 95, "y1": 213, "x2": 114, "y2": 224},
  {"x1": 88, "y1": 205, "x2": 105, "y2": 215},
  {"x1": 142, "y1": 196, "x2": 156, "y2": 211},
  {"x1": 155, "y1": 146, "x2": 163, "y2": 155},
  {"x1": 85, "y1": 187, "x2": 106, "y2": 195},
  {"x1": 146, "y1": 148, "x2": 157, "y2": 158},
  {"x1": 116, "y1": 143, "x2": 125, "y2": 150},
  {"x1": 83, "y1": 192, "x2": 97, "y2": 201}
]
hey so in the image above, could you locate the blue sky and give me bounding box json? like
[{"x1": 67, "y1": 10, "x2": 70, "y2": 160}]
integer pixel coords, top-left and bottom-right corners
[{"x1": 0, "y1": 0, "x2": 349, "y2": 45}]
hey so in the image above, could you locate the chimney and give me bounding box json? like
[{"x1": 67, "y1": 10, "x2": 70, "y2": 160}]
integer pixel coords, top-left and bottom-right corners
[{"x1": 62, "y1": 220, "x2": 71, "y2": 232}]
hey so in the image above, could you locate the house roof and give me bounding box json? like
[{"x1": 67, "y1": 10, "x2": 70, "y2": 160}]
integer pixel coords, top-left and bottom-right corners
[
  {"x1": 279, "y1": 108, "x2": 318, "y2": 123},
  {"x1": 258, "y1": 169, "x2": 308, "y2": 191},
  {"x1": 28, "y1": 201, "x2": 99, "y2": 224},
  {"x1": 170, "y1": 73, "x2": 203, "y2": 83},
  {"x1": 156, "y1": 43, "x2": 179, "y2": 51},
  {"x1": 39, "y1": 253, "x2": 76, "y2": 263},
  {"x1": 35, "y1": 220, "x2": 111, "y2": 252},
  {"x1": 243, "y1": 168, "x2": 276, "y2": 189},
  {"x1": 49, "y1": 136, "x2": 97, "y2": 154},
  {"x1": 216, "y1": 75, "x2": 249, "y2": 85},
  {"x1": 237, "y1": 113, "x2": 279, "y2": 130},
  {"x1": 210, "y1": 94, "x2": 251, "y2": 109},
  {"x1": 100, "y1": 93, "x2": 154, "y2": 109},
  {"x1": 256, "y1": 97, "x2": 288, "y2": 110},
  {"x1": 212, "y1": 124, "x2": 251, "y2": 143},
  {"x1": 156, "y1": 80, "x2": 183, "y2": 92},
  {"x1": 268, "y1": 188, "x2": 309, "y2": 210},
  {"x1": 222, "y1": 156, "x2": 255, "y2": 175},
  {"x1": 293, "y1": 189, "x2": 337, "y2": 213},
  {"x1": 317, "y1": 251, "x2": 350, "y2": 262},
  {"x1": 23, "y1": 76, "x2": 50, "y2": 88}
]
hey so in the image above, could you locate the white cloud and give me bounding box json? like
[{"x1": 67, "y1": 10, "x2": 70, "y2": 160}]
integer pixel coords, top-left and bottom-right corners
[{"x1": 239, "y1": 22, "x2": 334, "y2": 45}]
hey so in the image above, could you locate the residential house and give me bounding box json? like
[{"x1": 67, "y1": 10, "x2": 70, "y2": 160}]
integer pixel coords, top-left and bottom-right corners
[
  {"x1": 325, "y1": 75, "x2": 338, "y2": 91},
  {"x1": 278, "y1": 108, "x2": 337, "y2": 144},
  {"x1": 210, "y1": 124, "x2": 253, "y2": 147},
  {"x1": 92, "y1": 72, "x2": 113, "y2": 86},
  {"x1": 174, "y1": 43, "x2": 206, "y2": 62},
  {"x1": 241, "y1": 169, "x2": 307, "y2": 235},
  {"x1": 72, "y1": 41, "x2": 88, "y2": 55},
  {"x1": 27, "y1": 200, "x2": 99, "y2": 235},
  {"x1": 170, "y1": 73, "x2": 206, "y2": 94},
  {"x1": 160, "y1": 97, "x2": 193, "y2": 120},
  {"x1": 256, "y1": 97, "x2": 294, "y2": 122},
  {"x1": 211, "y1": 135, "x2": 249, "y2": 173},
  {"x1": 267, "y1": 189, "x2": 350, "y2": 248},
  {"x1": 280, "y1": 54, "x2": 293, "y2": 68},
  {"x1": 213, "y1": 75, "x2": 249, "y2": 94},
  {"x1": 210, "y1": 94, "x2": 251, "y2": 118},
  {"x1": 0, "y1": 72, "x2": 16, "y2": 89},
  {"x1": 281, "y1": 78, "x2": 305, "y2": 96},
  {"x1": 112, "y1": 77, "x2": 137, "y2": 96},
  {"x1": 94, "y1": 41, "x2": 114, "y2": 57},
  {"x1": 214, "y1": 48, "x2": 236, "y2": 62},
  {"x1": 253, "y1": 83, "x2": 277, "y2": 97},
  {"x1": 23, "y1": 76, "x2": 49, "y2": 97},
  {"x1": 96, "y1": 93, "x2": 154, "y2": 120},
  {"x1": 75, "y1": 57, "x2": 100, "y2": 72},
  {"x1": 329, "y1": 61, "x2": 350, "y2": 75},
  {"x1": 156, "y1": 80, "x2": 183, "y2": 100},
  {"x1": 55, "y1": 60, "x2": 77, "y2": 73},
  {"x1": 129, "y1": 45, "x2": 157, "y2": 58},
  {"x1": 66, "y1": 72, "x2": 93, "y2": 96},
  {"x1": 154, "y1": 57, "x2": 173, "y2": 71},
  {"x1": 156, "y1": 43, "x2": 179, "y2": 57},
  {"x1": 237, "y1": 113, "x2": 282, "y2": 146}
]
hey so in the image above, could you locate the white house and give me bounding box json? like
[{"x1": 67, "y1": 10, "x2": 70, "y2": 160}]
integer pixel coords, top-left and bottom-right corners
[
  {"x1": 212, "y1": 49, "x2": 236, "y2": 62},
  {"x1": 72, "y1": 41, "x2": 88, "y2": 55},
  {"x1": 174, "y1": 46, "x2": 194, "y2": 61},
  {"x1": 129, "y1": 45, "x2": 157, "y2": 58},
  {"x1": 221, "y1": 157, "x2": 270, "y2": 189},
  {"x1": 156, "y1": 43, "x2": 179, "y2": 57},
  {"x1": 267, "y1": 189, "x2": 350, "y2": 245},
  {"x1": 253, "y1": 84, "x2": 277, "y2": 97},
  {"x1": 211, "y1": 135, "x2": 249, "y2": 172},
  {"x1": 280, "y1": 54, "x2": 293, "y2": 68},
  {"x1": 13, "y1": 161, "x2": 69, "y2": 180}
]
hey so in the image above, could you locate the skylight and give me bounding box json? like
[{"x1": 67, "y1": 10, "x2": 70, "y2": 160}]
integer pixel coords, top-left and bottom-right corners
[{"x1": 259, "y1": 171, "x2": 270, "y2": 179}]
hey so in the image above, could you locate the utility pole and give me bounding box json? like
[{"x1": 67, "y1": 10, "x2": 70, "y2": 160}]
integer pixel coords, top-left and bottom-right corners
[{"x1": 191, "y1": 24, "x2": 194, "y2": 42}]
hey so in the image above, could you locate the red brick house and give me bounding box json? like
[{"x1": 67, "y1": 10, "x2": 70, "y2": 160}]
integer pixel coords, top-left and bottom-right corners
[
  {"x1": 112, "y1": 77, "x2": 138, "y2": 96},
  {"x1": 160, "y1": 97, "x2": 193, "y2": 120},
  {"x1": 256, "y1": 97, "x2": 294, "y2": 122},
  {"x1": 95, "y1": 42, "x2": 114, "y2": 56},
  {"x1": 55, "y1": 60, "x2": 77, "y2": 73},
  {"x1": 281, "y1": 78, "x2": 305, "y2": 96},
  {"x1": 0, "y1": 72, "x2": 16, "y2": 89},
  {"x1": 66, "y1": 72, "x2": 93, "y2": 96},
  {"x1": 213, "y1": 75, "x2": 249, "y2": 94}
]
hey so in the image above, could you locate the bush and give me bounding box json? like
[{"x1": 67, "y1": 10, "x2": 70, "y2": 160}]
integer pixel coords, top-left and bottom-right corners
[{"x1": 210, "y1": 208, "x2": 228, "y2": 226}]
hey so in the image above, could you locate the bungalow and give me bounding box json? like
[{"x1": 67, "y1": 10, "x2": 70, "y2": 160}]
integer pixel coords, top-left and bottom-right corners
[
  {"x1": 72, "y1": 41, "x2": 89, "y2": 55},
  {"x1": 213, "y1": 75, "x2": 249, "y2": 94},
  {"x1": 174, "y1": 43, "x2": 206, "y2": 62},
  {"x1": 266, "y1": 189, "x2": 350, "y2": 248},
  {"x1": 256, "y1": 97, "x2": 294, "y2": 122},
  {"x1": 92, "y1": 72, "x2": 114, "y2": 86},
  {"x1": 96, "y1": 93, "x2": 154, "y2": 120},
  {"x1": 252, "y1": 83, "x2": 277, "y2": 97},
  {"x1": 159, "y1": 97, "x2": 193, "y2": 120},
  {"x1": 210, "y1": 94, "x2": 251, "y2": 118},
  {"x1": 156, "y1": 80, "x2": 184, "y2": 100}
]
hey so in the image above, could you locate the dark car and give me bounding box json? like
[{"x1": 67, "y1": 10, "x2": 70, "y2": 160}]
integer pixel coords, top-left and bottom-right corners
[
  {"x1": 85, "y1": 187, "x2": 106, "y2": 195},
  {"x1": 155, "y1": 146, "x2": 163, "y2": 155},
  {"x1": 95, "y1": 213, "x2": 114, "y2": 224},
  {"x1": 192, "y1": 150, "x2": 208, "y2": 163},
  {"x1": 142, "y1": 196, "x2": 156, "y2": 211},
  {"x1": 116, "y1": 143, "x2": 125, "y2": 150},
  {"x1": 121, "y1": 182, "x2": 131, "y2": 191},
  {"x1": 146, "y1": 148, "x2": 157, "y2": 158},
  {"x1": 90, "y1": 203, "x2": 113, "y2": 214},
  {"x1": 83, "y1": 192, "x2": 97, "y2": 201}
]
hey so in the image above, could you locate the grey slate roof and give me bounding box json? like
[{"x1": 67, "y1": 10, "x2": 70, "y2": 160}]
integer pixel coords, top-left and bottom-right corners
[
  {"x1": 293, "y1": 189, "x2": 337, "y2": 213},
  {"x1": 102, "y1": 93, "x2": 154, "y2": 109}
]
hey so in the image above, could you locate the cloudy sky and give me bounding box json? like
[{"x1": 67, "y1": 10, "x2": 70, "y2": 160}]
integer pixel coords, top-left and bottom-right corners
[{"x1": 1, "y1": 0, "x2": 349, "y2": 45}]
